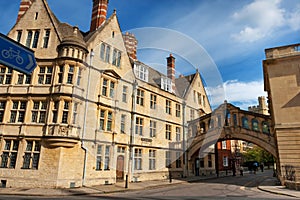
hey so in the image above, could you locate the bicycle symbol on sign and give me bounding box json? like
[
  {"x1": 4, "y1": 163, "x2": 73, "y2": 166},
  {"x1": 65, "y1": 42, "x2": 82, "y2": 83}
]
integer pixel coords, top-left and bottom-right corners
[{"x1": 1, "y1": 47, "x2": 24, "y2": 65}]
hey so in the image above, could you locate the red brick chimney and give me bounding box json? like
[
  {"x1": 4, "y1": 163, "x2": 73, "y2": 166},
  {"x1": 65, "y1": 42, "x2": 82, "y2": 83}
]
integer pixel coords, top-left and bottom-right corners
[
  {"x1": 90, "y1": 0, "x2": 109, "y2": 32},
  {"x1": 123, "y1": 32, "x2": 138, "y2": 61},
  {"x1": 17, "y1": 0, "x2": 33, "y2": 23},
  {"x1": 167, "y1": 54, "x2": 176, "y2": 82},
  {"x1": 167, "y1": 54, "x2": 176, "y2": 92}
]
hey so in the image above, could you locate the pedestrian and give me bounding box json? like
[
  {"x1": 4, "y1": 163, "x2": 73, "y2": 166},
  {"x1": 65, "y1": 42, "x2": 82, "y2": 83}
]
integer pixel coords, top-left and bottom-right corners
[
  {"x1": 260, "y1": 163, "x2": 264, "y2": 172},
  {"x1": 239, "y1": 166, "x2": 244, "y2": 176}
]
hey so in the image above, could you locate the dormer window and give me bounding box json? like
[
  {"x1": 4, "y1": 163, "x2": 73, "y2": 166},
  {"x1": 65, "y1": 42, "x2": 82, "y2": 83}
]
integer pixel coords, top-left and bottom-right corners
[
  {"x1": 134, "y1": 63, "x2": 148, "y2": 82},
  {"x1": 161, "y1": 77, "x2": 172, "y2": 92}
]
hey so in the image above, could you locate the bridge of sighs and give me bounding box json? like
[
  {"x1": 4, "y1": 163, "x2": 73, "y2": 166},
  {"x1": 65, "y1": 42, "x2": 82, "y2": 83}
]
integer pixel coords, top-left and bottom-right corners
[{"x1": 187, "y1": 102, "x2": 276, "y2": 173}]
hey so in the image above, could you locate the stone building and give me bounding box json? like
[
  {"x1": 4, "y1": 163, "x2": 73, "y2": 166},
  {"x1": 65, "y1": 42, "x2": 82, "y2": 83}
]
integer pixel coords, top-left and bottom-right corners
[
  {"x1": 248, "y1": 96, "x2": 269, "y2": 115},
  {"x1": 263, "y1": 43, "x2": 300, "y2": 190},
  {"x1": 0, "y1": 0, "x2": 212, "y2": 188}
]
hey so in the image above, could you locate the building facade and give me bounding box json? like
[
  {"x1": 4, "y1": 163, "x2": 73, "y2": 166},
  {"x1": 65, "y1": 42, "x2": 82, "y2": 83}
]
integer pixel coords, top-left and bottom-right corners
[
  {"x1": 0, "y1": 0, "x2": 212, "y2": 188},
  {"x1": 263, "y1": 43, "x2": 300, "y2": 190},
  {"x1": 248, "y1": 96, "x2": 269, "y2": 115}
]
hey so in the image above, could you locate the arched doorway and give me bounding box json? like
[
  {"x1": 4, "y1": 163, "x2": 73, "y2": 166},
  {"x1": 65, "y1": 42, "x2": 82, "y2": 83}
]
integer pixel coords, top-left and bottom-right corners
[{"x1": 116, "y1": 155, "x2": 124, "y2": 181}]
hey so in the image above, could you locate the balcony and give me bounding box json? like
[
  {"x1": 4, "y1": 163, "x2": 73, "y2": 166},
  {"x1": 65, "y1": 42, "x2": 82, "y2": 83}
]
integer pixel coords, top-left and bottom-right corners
[{"x1": 43, "y1": 124, "x2": 80, "y2": 148}]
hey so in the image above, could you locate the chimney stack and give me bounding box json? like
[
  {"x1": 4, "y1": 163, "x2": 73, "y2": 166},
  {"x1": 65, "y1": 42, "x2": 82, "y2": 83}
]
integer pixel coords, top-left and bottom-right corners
[
  {"x1": 17, "y1": 0, "x2": 33, "y2": 23},
  {"x1": 90, "y1": 0, "x2": 109, "y2": 32},
  {"x1": 167, "y1": 54, "x2": 176, "y2": 92},
  {"x1": 123, "y1": 32, "x2": 138, "y2": 61}
]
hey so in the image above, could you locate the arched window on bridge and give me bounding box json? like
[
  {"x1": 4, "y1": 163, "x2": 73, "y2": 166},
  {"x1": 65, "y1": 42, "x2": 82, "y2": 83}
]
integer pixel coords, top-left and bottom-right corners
[
  {"x1": 200, "y1": 122, "x2": 206, "y2": 133},
  {"x1": 233, "y1": 114, "x2": 237, "y2": 127},
  {"x1": 262, "y1": 121, "x2": 270, "y2": 134},
  {"x1": 251, "y1": 119, "x2": 259, "y2": 131},
  {"x1": 225, "y1": 109, "x2": 231, "y2": 126},
  {"x1": 242, "y1": 116, "x2": 249, "y2": 129}
]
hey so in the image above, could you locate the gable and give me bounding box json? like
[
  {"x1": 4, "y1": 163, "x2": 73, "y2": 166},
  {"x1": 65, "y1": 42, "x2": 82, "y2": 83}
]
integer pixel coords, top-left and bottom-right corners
[
  {"x1": 7, "y1": 0, "x2": 61, "y2": 59},
  {"x1": 85, "y1": 14, "x2": 134, "y2": 81}
]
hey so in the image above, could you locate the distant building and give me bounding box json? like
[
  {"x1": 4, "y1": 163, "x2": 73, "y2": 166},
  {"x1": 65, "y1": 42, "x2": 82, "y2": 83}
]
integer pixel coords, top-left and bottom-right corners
[
  {"x1": 248, "y1": 96, "x2": 269, "y2": 115},
  {"x1": 0, "y1": 0, "x2": 212, "y2": 188}
]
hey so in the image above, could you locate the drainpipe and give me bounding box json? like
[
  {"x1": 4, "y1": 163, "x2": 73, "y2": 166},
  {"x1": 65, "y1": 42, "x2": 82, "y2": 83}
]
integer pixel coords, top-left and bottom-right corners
[
  {"x1": 82, "y1": 49, "x2": 94, "y2": 186},
  {"x1": 127, "y1": 80, "x2": 138, "y2": 186},
  {"x1": 182, "y1": 101, "x2": 188, "y2": 177}
]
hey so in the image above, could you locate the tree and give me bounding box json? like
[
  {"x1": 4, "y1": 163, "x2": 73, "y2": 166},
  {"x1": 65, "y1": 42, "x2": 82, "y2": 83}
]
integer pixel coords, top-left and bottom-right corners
[{"x1": 242, "y1": 146, "x2": 274, "y2": 165}]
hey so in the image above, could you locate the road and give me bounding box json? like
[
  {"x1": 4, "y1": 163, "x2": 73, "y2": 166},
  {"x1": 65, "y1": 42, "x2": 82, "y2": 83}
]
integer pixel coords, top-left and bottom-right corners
[{"x1": 0, "y1": 170, "x2": 297, "y2": 200}]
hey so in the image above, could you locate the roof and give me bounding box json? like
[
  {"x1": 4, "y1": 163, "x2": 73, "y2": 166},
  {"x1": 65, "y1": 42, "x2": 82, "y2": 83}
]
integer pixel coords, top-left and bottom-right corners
[{"x1": 134, "y1": 60, "x2": 198, "y2": 98}]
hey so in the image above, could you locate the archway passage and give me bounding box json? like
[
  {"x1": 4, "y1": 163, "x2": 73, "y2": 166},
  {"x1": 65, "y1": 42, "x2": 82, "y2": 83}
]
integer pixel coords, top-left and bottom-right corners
[{"x1": 187, "y1": 103, "x2": 276, "y2": 163}]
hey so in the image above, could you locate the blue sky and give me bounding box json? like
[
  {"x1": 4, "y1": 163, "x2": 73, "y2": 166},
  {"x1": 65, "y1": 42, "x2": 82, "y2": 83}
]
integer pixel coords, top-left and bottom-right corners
[{"x1": 1, "y1": 0, "x2": 300, "y2": 109}]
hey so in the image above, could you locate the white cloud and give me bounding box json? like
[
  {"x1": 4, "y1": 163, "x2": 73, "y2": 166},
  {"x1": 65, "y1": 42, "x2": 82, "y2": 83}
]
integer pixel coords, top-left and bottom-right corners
[
  {"x1": 206, "y1": 80, "x2": 267, "y2": 110},
  {"x1": 286, "y1": 4, "x2": 300, "y2": 31},
  {"x1": 232, "y1": 0, "x2": 285, "y2": 42}
]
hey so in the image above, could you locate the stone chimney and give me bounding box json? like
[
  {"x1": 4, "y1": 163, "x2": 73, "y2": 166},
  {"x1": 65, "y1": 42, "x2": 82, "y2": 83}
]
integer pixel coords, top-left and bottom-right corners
[
  {"x1": 123, "y1": 32, "x2": 138, "y2": 61},
  {"x1": 17, "y1": 0, "x2": 33, "y2": 23},
  {"x1": 90, "y1": 0, "x2": 109, "y2": 32},
  {"x1": 167, "y1": 54, "x2": 176, "y2": 92}
]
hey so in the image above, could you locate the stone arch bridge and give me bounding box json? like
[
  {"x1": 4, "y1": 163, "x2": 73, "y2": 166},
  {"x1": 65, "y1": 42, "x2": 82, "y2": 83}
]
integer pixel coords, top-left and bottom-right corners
[{"x1": 187, "y1": 102, "x2": 276, "y2": 161}]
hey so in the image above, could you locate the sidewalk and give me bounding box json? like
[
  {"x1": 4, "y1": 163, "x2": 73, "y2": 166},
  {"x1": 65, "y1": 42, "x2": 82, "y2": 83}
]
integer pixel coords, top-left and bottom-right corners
[
  {"x1": 258, "y1": 177, "x2": 300, "y2": 198},
  {"x1": 0, "y1": 173, "x2": 300, "y2": 198}
]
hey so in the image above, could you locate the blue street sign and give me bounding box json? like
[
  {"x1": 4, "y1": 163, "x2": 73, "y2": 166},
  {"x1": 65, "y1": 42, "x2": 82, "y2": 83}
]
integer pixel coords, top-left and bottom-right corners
[{"x1": 0, "y1": 33, "x2": 37, "y2": 75}]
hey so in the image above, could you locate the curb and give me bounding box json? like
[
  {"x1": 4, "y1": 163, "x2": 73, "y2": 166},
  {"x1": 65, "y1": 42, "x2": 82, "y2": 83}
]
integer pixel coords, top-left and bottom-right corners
[{"x1": 257, "y1": 186, "x2": 298, "y2": 198}]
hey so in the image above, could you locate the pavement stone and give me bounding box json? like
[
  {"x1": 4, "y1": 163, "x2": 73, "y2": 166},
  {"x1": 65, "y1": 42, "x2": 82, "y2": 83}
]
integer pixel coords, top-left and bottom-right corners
[{"x1": 0, "y1": 172, "x2": 300, "y2": 198}]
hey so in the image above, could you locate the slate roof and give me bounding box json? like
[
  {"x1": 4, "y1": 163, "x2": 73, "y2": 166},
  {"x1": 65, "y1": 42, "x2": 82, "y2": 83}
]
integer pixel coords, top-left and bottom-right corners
[{"x1": 134, "y1": 61, "x2": 197, "y2": 98}]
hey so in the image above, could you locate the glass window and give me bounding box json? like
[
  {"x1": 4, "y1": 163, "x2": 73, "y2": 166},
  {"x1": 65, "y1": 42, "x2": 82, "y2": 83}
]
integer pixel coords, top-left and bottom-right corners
[
  {"x1": 104, "y1": 146, "x2": 110, "y2": 170},
  {"x1": 38, "y1": 66, "x2": 52, "y2": 84},
  {"x1": 262, "y1": 121, "x2": 270, "y2": 134},
  {"x1": 149, "y1": 150, "x2": 156, "y2": 170},
  {"x1": 43, "y1": 29, "x2": 50, "y2": 48},
  {"x1": 61, "y1": 101, "x2": 69, "y2": 124},
  {"x1": 22, "y1": 141, "x2": 41, "y2": 169},
  {"x1": 102, "y1": 78, "x2": 108, "y2": 96},
  {"x1": 105, "y1": 45, "x2": 110, "y2": 63},
  {"x1": 121, "y1": 114, "x2": 126, "y2": 133},
  {"x1": 166, "y1": 100, "x2": 171, "y2": 115},
  {"x1": 96, "y1": 145, "x2": 102, "y2": 170},
  {"x1": 134, "y1": 148, "x2": 142, "y2": 170},
  {"x1": 176, "y1": 127, "x2": 181, "y2": 142},
  {"x1": 252, "y1": 119, "x2": 259, "y2": 131},
  {"x1": 67, "y1": 65, "x2": 74, "y2": 84},
  {"x1": 122, "y1": 86, "x2": 127, "y2": 103},
  {"x1": 176, "y1": 104, "x2": 181, "y2": 117},
  {"x1": 0, "y1": 67, "x2": 12, "y2": 85},
  {"x1": 10, "y1": 101, "x2": 27, "y2": 123},
  {"x1": 242, "y1": 116, "x2": 249, "y2": 129},
  {"x1": 16, "y1": 30, "x2": 22, "y2": 43},
  {"x1": 166, "y1": 124, "x2": 171, "y2": 140},
  {"x1": 31, "y1": 101, "x2": 47, "y2": 123},
  {"x1": 135, "y1": 117, "x2": 143, "y2": 136},
  {"x1": 0, "y1": 140, "x2": 19, "y2": 168},
  {"x1": 150, "y1": 94, "x2": 156, "y2": 109},
  {"x1": 150, "y1": 120, "x2": 156, "y2": 137},
  {"x1": 136, "y1": 89, "x2": 144, "y2": 106},
  {"x1": 161, "y1": 77, "x2": 172, "y2": 92},
  {"x1": 0, "y1": 101, "x2": 5, "y2": 122},
  {"x1": 32, "y1": 30, "x2": 40, "y2": 48},
  {"x1": 134, "y1": 64, "x2": 148, "y2": 82},
  {"x1": 25, "y1": 30, "x2": 33, "y2": 47},
  {"x1": 52, "y1": 101, "x2": 59, "y2": 123}
]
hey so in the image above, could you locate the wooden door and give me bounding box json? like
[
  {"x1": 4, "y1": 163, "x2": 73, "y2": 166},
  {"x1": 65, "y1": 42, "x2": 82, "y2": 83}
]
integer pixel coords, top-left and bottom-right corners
[{"x1": 116, "y1": 155, "x2": 124, "y2": 180}]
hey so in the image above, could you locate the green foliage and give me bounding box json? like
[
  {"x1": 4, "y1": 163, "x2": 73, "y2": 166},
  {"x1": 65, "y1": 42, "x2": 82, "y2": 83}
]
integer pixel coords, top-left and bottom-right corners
[{"x1": 242, "y1": 146, "x2": 274, "y2": 164}]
